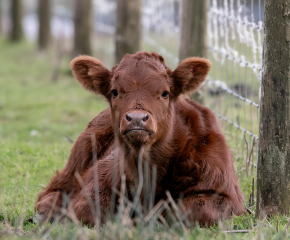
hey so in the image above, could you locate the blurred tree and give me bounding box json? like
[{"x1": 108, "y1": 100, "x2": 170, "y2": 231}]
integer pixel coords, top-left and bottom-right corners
[
  {"x1": 179, "y1": 0, "x2": 208, "y2": 104},
  {"x1": 115, "y1": 0, "x2": 141, "y2": 63},
  {"x1": 38, "y1": 0, "x2": 51, "y2": 50},
  {"x1": 0, "y1": 0, "x2": 2, "y2": 35},
  {"x1": 10, "y1": 0, "x2": 23, "y2": 41},
  {"x1": 74, "y1": 0, "x2": 92, "y2": 56}
]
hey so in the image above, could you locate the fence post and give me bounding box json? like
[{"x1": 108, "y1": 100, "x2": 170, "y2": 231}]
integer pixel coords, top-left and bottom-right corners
[
  {"x1": 38, "y1": 0, "x2": 51, "y2": 50},
  {"x1": 73, "y1": 0, "x2": 92, "y2": 56},
  {"x1": 115, "y1": 0, "x2": 141, "y2": 63},
  {"x1": 179, "y1": 0, "x2": 208, "y2": 103},
  {"x1": 256, "y1": 0, "x2": 290, "y2": 218},
  {"x1": 10, "y1": 0, "x2": 23, "y2": 41}
]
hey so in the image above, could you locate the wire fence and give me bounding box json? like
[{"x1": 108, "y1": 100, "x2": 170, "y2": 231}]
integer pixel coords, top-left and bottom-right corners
[
  {"x1": 95, "y1": 0, "x2": 264, "y2": 164},
  {"x1": 205, "y1": 0, "x2": 264, "y2": 165}
]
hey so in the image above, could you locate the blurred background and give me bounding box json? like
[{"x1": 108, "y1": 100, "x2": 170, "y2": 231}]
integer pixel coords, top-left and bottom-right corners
[
  {"x1": 0, "y1": 0, "x2": 264, "y2": 65},
  {"x1": 0, "y1": 0, "x2": 265, "y2": 153},
  {"x1": 0, "y1": 0, "x2": 265, "y2": 169}
]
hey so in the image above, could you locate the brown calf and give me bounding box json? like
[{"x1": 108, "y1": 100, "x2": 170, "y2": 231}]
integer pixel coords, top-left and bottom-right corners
[{"x1": 35, "y1": 52, "x2": 244, "y2": 226}]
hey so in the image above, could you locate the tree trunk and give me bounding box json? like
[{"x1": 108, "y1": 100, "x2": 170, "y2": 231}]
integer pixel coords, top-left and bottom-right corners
[
  {"x1": 74, "y1": 0, "x2": 92, "y2": 56},
  {"x1": 10, "y1": 0, "x2": 23, "y2": 41},
  {"x1": 256, "y1": 0, "x2": 290, "y2": 218},
  {"x1": 179, "y1": 0, "x2": 208, "y2": 104},
  {"x1": 115, "y1": 0, "x2": 141, "y2": 64},
  {"x1": 0, "y1": 0, "x2": 2, "y2": 35},
  {"x1": 38, "y1": 0, "x2": 51, "y2": 50}
]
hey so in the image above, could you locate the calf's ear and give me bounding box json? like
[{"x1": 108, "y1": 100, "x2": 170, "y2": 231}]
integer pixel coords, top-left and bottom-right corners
[
  {"x1": 171, "y1": 57, "x2": 211, "y2": 96},
  {"x1": 70, "y1": 56, "x2": 112, "y2": 96}
]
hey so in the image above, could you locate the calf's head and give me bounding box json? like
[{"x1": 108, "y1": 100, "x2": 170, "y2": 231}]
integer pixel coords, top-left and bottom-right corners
[{"x1": 71, "y1": 52, "x2": 210, "y2": 149}]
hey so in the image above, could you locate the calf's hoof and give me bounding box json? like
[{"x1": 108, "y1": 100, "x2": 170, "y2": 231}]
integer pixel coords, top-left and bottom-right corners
[
  {"x1": 33, "y1": 211, "x2": 70, "y2": 225},
  {"x1": 33, "y1": 212, "x2": 45, "y2": 224}
]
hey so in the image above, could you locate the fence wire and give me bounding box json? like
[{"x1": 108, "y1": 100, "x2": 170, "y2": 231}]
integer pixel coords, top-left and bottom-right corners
[
  {"x1": 205, "y1": 0, "x2": 263, "y2": 166},
  {"x1": 95, "y1": 0, "x2": 264, "y2": 164}
]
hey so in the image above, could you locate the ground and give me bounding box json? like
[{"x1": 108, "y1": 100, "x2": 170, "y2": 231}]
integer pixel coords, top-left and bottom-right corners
[{"x1": 0, "y1": 38, "x2": 289, "y2": 239}]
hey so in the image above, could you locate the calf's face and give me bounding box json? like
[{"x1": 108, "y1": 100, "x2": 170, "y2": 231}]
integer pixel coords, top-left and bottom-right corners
[
  {"x1": 71, "y1": 53, "x2": 210, "y2": 149},
  {"x1": 109, "y1": 57, "x2": 174, "y2": 148}
]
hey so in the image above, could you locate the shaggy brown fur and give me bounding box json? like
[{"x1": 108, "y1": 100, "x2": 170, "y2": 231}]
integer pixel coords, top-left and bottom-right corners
[{"x1": 35, "y1": 52, "x2": 244, "y2": 226}]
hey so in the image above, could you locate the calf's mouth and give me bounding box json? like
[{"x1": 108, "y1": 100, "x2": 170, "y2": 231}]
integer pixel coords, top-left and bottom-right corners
[
  {"x1": 122, "y1": 128, "x2": 154, "y2": 146},
  {"x1": 123, "y1": 128, "x2": 154, "y2": 136}
]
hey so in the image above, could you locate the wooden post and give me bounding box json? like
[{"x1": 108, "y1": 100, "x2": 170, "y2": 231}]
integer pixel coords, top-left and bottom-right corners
[
  {"x1": 38, "y1": 0, "x2": 51, "y2": 50},
  {"x1": 115, "y1": 0, "x2": 141, "y2": 63},
  {"x1": 10, "y1": 0, "x2": 23, "y2": 41},
  {"x1": 256, "y1": 0, "x2": 290, "y2": 218},
  {"x1": 74, "y1": 0, "x2": 92, "y2": 56},
  {"x1": 179, "y1": 0, "x2": 208, "y2": 103}
]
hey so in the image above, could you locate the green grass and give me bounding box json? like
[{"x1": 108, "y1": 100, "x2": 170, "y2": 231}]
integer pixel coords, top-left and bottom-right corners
[
  {"x1": 0, "y1": 38, "x2": 108, "y2": 227},
  {"x1": 0, "y1": 37, "x2": 288, "y2": 240}
]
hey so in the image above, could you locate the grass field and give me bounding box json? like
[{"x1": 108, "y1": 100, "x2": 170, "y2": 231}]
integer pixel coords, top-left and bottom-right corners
[{"x1": 0, "y1": 38, "x2": 289, "y2": 239}]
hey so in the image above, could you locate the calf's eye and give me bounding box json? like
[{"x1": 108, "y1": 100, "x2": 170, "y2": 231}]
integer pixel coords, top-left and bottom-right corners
[
  {"x1": 111, "y1": 89, "x2": 118, "y2": 98},
  {"x1": 161, "y1": 91, "x2": 169, "y2": 99}
]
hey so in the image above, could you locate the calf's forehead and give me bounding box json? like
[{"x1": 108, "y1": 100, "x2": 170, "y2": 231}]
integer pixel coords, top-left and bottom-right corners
[{"x1": 112, "y1": 58, "x2": 170, "y2": 92}]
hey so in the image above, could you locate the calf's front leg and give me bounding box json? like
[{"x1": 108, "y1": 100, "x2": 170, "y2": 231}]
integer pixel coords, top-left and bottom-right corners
[
  {"x1": 35, "y1": 112, "x2": 114, "y2": 222},
  {"x1": 180, "y1": 193, "x2": 244, "y2": 226}
]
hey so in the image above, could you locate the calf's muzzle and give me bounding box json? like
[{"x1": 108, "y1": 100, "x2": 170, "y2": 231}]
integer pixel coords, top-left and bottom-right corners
[
  {"x1": 120, "y1": 110, "x2": 155, "y2": 146},
  {"x1": 125, "y1": 112, "x2": 149, "y2": 127}
]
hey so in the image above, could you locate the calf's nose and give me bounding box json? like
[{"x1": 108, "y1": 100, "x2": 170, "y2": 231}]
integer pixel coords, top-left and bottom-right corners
[{"x1": 125, "y1": 112, "x2": 149, "y2": 127}]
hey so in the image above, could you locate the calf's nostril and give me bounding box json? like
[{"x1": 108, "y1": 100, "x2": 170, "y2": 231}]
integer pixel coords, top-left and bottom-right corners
[
  {"x1": 142, "y1": 114, "x2": 149, "y2": 122},
  {"x1": 126, "y1": 114, "x2": 132, "y2": 122}
]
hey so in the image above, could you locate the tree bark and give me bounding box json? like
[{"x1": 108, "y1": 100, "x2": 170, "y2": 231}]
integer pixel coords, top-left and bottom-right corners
[
  {"x1": 10, "y1": 0, "x2": 23, "y2": 41},
  {"x1": 179, "y1": 0, "x2": 208, "y2": 104},
  {"x1": 73, "y1": 0, "x2": 92, "y2": 56},
  {"x1": 38, "y1": 0, "x2": 51, "y2": 50},
  {"x1": 115, "y1": 0, "x2": 141, "y2": 64},
  {"x1": 256, "y1": 0, "x2": 290, "y2": 218}
]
